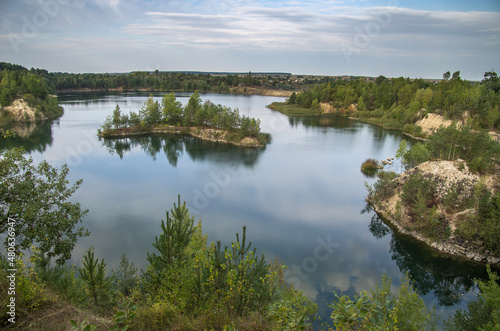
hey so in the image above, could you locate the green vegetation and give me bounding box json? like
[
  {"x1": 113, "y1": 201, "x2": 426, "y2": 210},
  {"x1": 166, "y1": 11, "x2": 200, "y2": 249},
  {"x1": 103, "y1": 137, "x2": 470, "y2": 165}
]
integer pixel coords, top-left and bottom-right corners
[
  {"x1": 367, "y1": 123, "x2": 500, "y2": 258},
  {"x1": 360, "y1": 158, "x2": 381, "y2": 176},
  {"x1": 329, "y1": 273, "x2": 437, "y2": 331},
  {"x1": 1, "y1": 120, "x2": 499, "y2": 330},
  {"x1": 365, "y1": 170, "x2": 398, "y2": 203},
  {"x1": 0, "y1": 195, "x2": 318, "y2": 330},
  {"x1": 1, "y1": 62, "x2": 301, "y2": 94},
  {"x1": 48, "y1": 70, "x2": 290, "y2": 93},
  {"x1": 0, "y1": 147, "x2": 89, "y2": 264},
  {"x1": 424, "y1": 124, "x2": 500, "y2": 172},
  {"x1": 99, "y1": 92, "x2": 271, "y2": 146},
  {"x1": 455, "y1": 183, "x2": 500, "y2": 257},
  {"x1": 393, "y1": 125, "x2": 500, "y2": 174},
  {"x1": 399, "y1": 172, "x2": 448, "y2": 241},
  {"x1": 445, "y1": 265, "x2": 500, "y2": 331},
  {"x1": 0, "y1": 63, "x2": 63, "y2": 122},
  {"x1": 279, "y1": 71, "x2": 500, "y2": 133}
]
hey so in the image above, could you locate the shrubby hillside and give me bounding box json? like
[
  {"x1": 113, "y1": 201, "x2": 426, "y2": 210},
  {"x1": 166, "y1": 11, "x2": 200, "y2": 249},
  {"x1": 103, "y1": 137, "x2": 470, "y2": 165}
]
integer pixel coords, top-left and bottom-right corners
[
  {"x1": 286, "y1": 71, "x2": 500, "y2": 134},
  {"x1": 0, "y1": 63, "x2": 63, "y2": 122}
]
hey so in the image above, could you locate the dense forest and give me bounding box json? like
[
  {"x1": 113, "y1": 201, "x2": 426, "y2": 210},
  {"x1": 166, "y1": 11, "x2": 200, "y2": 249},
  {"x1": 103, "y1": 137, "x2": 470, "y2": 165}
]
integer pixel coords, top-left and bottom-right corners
[
  {"x1": 0, "y1": 62, "x2": 300, "y2": 94},
  {"x1": 0, "y1": 63, "x2": 63, "y2": 121},
  {"x1": 50, "y1": 71, "x2": 266, "y2": 92},
  {"x1": 285, "y1": 71, "x2": 500, "y2": 133}
]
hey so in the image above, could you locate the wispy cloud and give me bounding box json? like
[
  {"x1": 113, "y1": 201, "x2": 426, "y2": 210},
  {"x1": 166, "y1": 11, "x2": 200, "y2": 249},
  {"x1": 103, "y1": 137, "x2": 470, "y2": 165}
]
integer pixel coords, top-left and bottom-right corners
[{"x1": 122, "y1": 5, "x2": 499, "y2": 57}]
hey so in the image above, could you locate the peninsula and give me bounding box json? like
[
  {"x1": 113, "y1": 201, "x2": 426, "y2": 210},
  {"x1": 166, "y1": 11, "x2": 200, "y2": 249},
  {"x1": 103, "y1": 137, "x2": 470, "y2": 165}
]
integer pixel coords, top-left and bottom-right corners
[{"x1": 365, "y1": 124, "x2": 500, "y2": 265}]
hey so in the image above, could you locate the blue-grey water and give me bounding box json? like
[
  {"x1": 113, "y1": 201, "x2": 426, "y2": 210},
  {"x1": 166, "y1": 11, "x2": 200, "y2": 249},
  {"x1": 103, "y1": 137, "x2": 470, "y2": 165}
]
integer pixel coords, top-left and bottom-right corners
[{"x1": 1, "y1": 92, "x2": 491, "y2": 328}]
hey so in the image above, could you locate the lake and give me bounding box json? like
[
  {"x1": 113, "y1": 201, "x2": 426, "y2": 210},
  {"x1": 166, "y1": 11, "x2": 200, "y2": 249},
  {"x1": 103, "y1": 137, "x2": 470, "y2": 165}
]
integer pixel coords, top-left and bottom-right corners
[{"x1": 1, "y1": 92, "x2": 491, "y2": 327}]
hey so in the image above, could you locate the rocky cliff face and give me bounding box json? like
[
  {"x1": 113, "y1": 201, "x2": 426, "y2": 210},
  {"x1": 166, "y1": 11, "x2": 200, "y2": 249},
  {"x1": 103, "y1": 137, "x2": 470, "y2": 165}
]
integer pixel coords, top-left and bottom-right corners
[
  {"x1": 396, "y1": 160, "x2": 480, "y2": 202},
  {"x1": 370, "y1": 160, "x2": 499, "y2": 265},
  {"x1": 2, "y1": 99, "x2": 48, "y2": 122},
  {"x1": 414, "y1": 113, "x2": 455, "y2": 136}
]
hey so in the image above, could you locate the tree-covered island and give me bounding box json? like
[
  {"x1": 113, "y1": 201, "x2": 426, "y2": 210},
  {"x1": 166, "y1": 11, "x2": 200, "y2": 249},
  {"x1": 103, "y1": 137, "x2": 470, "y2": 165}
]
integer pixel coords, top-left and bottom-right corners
[{"x1": 98, "y1": 91, "x2": 271, "y2": 148}]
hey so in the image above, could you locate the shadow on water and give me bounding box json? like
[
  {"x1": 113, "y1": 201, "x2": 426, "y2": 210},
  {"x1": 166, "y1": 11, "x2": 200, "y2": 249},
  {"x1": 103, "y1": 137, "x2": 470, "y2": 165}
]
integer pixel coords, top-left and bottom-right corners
[
  {"x1": 100, "y1": 135, "x2": 265, "y2": 168},
  {"x1": 0, "y1": 120, "x2": 55, "y2": 153},
  {"x1": 363, "y1": 203, "x2": 489, "y2": 307}
]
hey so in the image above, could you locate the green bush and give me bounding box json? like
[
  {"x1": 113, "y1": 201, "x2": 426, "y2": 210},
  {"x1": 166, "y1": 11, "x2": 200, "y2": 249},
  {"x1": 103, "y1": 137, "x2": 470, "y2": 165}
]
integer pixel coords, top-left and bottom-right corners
[
  {"x1": 34, "y1": 252, "x2": 86, "y2": 305},
  {"x1": 371, "y1": 170, "x2": 398, "y2": 201},
  {"x1": 79, "y1": 247, "x2": 116, "y2": 311},
  {"x1": 445, "y1": 265, "x2": 500, "y2": 331},
  {"x1": 400, "y1": 172, "x2": 450, "y2": 240},
  {"x1": 401, "y1": 172, "x2": 437, "y2": 212},
  {"x1": 403, "y1": 142, "x2": 430, "y2": 169},
  {"x1": 0, "y1": 252, "x2": 53, "y2": 322},
  {"x1": 361, "y1": 158, "x2": 380, "y2": 176},
  {"x1": 329, "y1": 273, "x2": 436, "y2": 330},
  {"x1": 403, "y1": 123, "x2": 413, "y2": 133}
]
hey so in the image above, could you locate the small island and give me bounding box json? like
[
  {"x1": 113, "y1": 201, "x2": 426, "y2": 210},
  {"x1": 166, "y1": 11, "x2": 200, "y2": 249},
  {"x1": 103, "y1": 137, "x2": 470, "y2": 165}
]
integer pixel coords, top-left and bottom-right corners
[{"x1": 98, "y1": 91, "x2": 271, "y2": 147}]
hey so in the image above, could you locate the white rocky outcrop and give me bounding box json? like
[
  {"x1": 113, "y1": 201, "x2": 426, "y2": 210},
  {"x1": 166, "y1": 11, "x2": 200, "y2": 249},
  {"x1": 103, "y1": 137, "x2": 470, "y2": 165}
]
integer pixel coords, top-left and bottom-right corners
[
  {"x1": 370, "y1": 160, "x2": 499, "y2": 265},
  {"x1": 2, "y1": 99, "x2": 47, "y2": 121}
]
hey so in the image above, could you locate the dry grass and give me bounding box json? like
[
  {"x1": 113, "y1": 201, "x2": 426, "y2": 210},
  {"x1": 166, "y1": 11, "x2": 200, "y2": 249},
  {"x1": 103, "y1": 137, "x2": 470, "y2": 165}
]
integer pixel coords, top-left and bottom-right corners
[{"x1": 1, "y1": 295, "x2": 112, "y2": 330}]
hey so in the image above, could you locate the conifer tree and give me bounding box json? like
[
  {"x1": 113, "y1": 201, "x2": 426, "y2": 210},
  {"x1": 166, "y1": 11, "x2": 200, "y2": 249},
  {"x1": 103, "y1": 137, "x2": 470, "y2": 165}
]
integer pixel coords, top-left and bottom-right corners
[
  {"x1": 79, "y1": 246, "x2": 113, "y2": 308},
  {"x1": 146, "y1": 195, "x2": 196, "y2": 271}
]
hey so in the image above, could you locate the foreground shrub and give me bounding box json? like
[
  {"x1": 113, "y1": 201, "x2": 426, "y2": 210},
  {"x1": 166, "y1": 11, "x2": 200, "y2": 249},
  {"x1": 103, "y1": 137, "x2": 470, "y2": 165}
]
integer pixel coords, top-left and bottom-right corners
[
  {"x1": 329, "y1": 273, "x2": 436, "y2": 331},
  {"x1": 445, "y1": 265, "x2": 500, "y2": 331}
]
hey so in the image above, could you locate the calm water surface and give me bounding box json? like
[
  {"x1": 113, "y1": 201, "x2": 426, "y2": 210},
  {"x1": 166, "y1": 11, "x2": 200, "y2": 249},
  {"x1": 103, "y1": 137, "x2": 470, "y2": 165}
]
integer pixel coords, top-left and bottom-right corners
[{"x1": 2, "y1": 92, "x2": 491, "y2": 327}]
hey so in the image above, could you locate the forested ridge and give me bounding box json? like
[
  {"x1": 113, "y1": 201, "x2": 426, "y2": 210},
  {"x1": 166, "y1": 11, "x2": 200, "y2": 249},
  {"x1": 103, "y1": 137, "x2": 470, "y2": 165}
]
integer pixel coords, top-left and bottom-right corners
[
  {"x1": 284, "y1": 70, "x2": 500, "y2": 133},
  {"x1": 1, "y1": 62, "x2": 300, "y2": 94}
]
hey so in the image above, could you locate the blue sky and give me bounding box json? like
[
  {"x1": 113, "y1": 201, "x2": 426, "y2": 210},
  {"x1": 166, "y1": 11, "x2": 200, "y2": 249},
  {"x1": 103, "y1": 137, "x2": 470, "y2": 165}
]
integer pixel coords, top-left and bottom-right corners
[{"x1": 0, "y1": 0, "x2": 499, "y2": 80}]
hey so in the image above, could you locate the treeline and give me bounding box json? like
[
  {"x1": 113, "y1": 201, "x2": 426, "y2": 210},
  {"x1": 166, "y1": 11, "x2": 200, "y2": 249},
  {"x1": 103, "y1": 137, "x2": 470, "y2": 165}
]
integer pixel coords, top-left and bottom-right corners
[
  {"x1": 0, "y1": 63, "x2": 63, "y2": 118},
  {"x1": 289, "y1": 71, "x2": 500, "y2": 131},
  {"x1": 100, "y1": 91, "x2": 270, "y2": 143},
  {"x1": 1, "y1": 62, "x2": 302, "y2": 95},
  {"x1": 50, "y1": 71, "x2": 267, "y2": 92}
]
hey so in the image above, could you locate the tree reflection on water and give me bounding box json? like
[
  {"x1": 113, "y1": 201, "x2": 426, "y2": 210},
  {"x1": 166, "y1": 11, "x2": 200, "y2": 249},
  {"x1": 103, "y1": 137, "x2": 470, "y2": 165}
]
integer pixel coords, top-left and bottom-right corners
[
  {"x1": 100, "y1": 134, "x2": 265, "y2": 168},
  {"x1": 0, "y1": 120, "x2": 55, "y2": 152},
  {"x1": 364, "y1": 203, "x2": 489, "y2": 306}
]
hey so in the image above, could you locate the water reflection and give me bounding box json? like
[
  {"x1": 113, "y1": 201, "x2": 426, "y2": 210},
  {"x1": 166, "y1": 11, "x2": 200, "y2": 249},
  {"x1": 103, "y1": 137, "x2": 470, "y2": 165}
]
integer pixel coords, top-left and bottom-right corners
[
  {"x1": 368, "y1": 214, "x2": 391, "y2": 239},
  {"x1": 289, "y1": 116, "x2": 360, "y2": 130},
  {"x1": 389, "y1": 231, "x2": 484, "y2": 306},
  {"x1": 101, "y1": 135, "x2": 265, "y2": 168},
  {"x1": 0, "y1": 120, "x2": 55, "y2": 153},
  {"x1": 364, "y1": 203, "x2": 487, "y2": 306}
]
